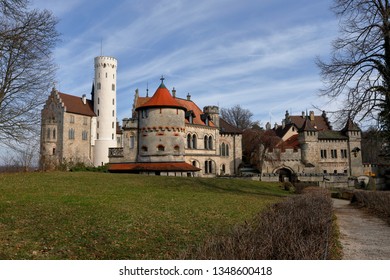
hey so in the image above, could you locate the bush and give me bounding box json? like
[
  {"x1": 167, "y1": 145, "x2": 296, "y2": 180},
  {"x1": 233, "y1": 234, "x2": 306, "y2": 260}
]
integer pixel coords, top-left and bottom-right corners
[
  {"x1": 187, "y1": 189, "x2": 334, "y2": 259},
  {"x1": 351, "y1": 190, "x2": 390, "y2": 225}
]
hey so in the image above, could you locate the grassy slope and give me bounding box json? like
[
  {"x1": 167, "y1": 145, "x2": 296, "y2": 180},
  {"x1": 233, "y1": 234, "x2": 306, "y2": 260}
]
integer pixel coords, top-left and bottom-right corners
[{"x1": 0, "y1": 172, "x2": 287, "y2": 260}]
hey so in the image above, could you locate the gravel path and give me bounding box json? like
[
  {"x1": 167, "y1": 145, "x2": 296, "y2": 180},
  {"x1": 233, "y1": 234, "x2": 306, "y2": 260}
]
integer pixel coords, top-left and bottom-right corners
[{"x1": 333, "y1": 198, "x2": 390, "y2": 260}]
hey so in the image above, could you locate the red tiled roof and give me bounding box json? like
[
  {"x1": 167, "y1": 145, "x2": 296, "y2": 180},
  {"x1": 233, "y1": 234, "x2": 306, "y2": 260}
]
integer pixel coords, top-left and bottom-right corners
[
  {"x1": 108, "y1": 162, "x2": 201, "y2": 172},
  {"x1": 135, "y1": 95, "x2": 216, "y2": 127},
  {"x1": 58, "y1": 92, "x2": 95, "y2": 117},
  {"x1": 136, "y1": 83, "x2": 186, "y2": 111},
  {"x1": 277, "y1": 134, "x2": 300, "y2": 150}
]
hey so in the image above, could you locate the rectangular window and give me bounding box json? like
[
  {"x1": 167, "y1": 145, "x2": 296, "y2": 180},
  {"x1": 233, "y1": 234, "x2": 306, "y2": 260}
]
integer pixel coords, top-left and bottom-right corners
[
  {"x1": 82, "y1": 130, "x2": 88, "y2": 141},
  {"x1": 70, "y1": 115, "x2": 75, "y2": 123},
  {"x1": 130, "y1": 136, "x2": 135, "y2": 149},
  {"x1": 320, "y1": 149, "x2": 327, "y2": 159},
  {"x1": 341, "y1": 149, "x2": 348, "y2": 158},
  {"x1": 112, "y1": 84, "x2": 115, "y2": 91},
  {"x1": 83, "y1": 117, "x2": 88, "y2": 125},
  {"x1": 331, "y1": 149, "x2": 337, "y2": 158},
  {"x1": 68, "y1": 128, "x2": 75, "y2": 140}
]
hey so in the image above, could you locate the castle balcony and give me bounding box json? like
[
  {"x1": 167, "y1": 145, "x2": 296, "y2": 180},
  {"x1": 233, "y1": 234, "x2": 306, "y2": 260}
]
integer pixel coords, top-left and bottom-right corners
[{"x1": 109, "y1": 147, "x2": 124, "y2": 158}]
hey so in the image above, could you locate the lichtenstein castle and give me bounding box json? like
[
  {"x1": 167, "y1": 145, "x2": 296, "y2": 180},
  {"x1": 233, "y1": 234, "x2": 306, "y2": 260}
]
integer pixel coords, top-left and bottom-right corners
[{"x1": 40, "y1": 56, "x2": 243, "y2": 176}]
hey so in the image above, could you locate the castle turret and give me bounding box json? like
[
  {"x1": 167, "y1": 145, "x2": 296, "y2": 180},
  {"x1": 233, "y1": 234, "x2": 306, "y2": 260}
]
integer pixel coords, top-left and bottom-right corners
[
  {"x1": 343, "y1": 118, "x2": 363, "y2": 176},
  {"x1": 298, "y1": 117, "x2": 318, "y2": 165},
  {"x1": 203, "y1": 106, "x2": 220, "y2": 128},
  {"x1": 135, "y1": 78, "x2": 187, "y2": 163},
  {"x1": 93, "y1": 56, "x2": 118, "y2": 166}
]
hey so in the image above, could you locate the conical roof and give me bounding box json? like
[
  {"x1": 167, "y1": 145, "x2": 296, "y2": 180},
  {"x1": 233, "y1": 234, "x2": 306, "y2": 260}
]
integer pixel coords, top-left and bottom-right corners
[
  {"x1": 342, "y1": 118, "x2": 360, "y2": 132},
  {"x1": 136, "y1": 80, "x2": 186, "y2": 111},
  {"x1": 299, "y1": 118, "x2": 317, "y2": 132}
]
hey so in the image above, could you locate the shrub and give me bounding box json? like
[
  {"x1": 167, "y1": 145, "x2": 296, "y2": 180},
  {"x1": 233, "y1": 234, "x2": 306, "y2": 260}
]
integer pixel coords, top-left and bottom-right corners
[
  {"x1": 351, "y1": 190, "x2": 390, "y2": 225},
  {"x1": 187, "y1": 189, "x2": 334, "y2": 259}
]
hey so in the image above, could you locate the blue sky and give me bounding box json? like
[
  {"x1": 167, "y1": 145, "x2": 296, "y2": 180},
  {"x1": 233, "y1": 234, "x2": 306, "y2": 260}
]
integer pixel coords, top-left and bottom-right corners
[{"x1": 33, "y1": 0, "x2": 340, "y2": 127}]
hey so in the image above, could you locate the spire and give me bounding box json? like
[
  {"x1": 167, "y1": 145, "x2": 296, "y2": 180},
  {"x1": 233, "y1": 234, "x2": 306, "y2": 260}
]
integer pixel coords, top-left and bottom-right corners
[
  {"x1": 159, "y1": 75, "x2": 167, "y2": 89},
  {"x1": 146, "y1": 82, "x2": 149, "y2": 97}
]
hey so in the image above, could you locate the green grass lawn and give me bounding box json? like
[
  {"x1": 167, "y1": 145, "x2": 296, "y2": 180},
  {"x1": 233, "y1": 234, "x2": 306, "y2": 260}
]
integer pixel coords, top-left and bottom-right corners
[{"x1": 0, "y1": 172, "x2": 288, "y2": 260}]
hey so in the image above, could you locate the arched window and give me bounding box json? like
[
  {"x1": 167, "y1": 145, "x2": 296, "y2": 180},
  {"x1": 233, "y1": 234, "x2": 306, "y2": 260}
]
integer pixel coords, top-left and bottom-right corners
[
  {"x1": 174, "y1": 145, "x2": 180, "y2": 153},
  {"x1": 52, "y1": 128, "x2": 56, "y2": 139},
  {"x1": 46, "y1": 128, "x2": 50, "y2": 139},
  {"x1": 221, "y1": 164, "x2": 226, "y2": 174},
  {"x1": 204, "y1": 136, "x2": 208, "y2": 150},
  {"x1": 204, "y1": 160, "x2": 213, "y2": 174},
  {"x1": 226, "y1": 144, "x2": 229, "y2": 156},
  {"x1": 187, "y1": 134, "x2": 192, "y2": 149},
  {"x1": 208, "y1": 136, "x2": 213, "y2": 150},
  {"x1": 221, "y1": 143, "x2": 226, "y2": 156},
  {"x1": 192, "y1": 134, "x2": 197, "y2": 149},
  {"x1": 141, "y1": 146, "x2": 148, "y2": 152}
]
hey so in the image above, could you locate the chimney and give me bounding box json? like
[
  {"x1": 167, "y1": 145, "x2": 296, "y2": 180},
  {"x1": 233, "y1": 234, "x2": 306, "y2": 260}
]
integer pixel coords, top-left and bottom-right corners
[
  {"x1": 309, "y1": 111, "x2": 315, "y2": 121},
  {"x1": 82, "y1": 94, "x2": 87, "y2": 105},
  {"x1": 187, "y1": 93, "x2": 191, "y2": 101},
  {"x1": 172, "y1": 87, "x2": 176, "y2": 98}
]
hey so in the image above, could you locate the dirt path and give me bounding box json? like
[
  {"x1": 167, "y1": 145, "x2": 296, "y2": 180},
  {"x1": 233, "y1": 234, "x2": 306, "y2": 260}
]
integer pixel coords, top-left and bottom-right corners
[{"x1": 333, "y1": 198, "x2": 390, "y2": 260}]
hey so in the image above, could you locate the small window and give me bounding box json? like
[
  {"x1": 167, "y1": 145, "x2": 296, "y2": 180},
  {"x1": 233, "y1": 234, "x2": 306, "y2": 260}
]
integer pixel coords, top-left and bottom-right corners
[
  {"x1": 141, "y1": 146, "x2": 148, "y2": 152},
  {"x1": 70, "y1": 115, "x2": 75, "y2": 123},
  {"x1": 97, "y1": 83, "x2": 101, "y2": 90},
  {"x1": 112, "y1": 98, "x2": 115, "y2": 105},
  {"x1": 68, "y1": 128, "x2": 75, "y2": 140},
  {"x1": 174, "y1": 145, "x2": 180, "y2": 152},
  {"x1": 112, "y1": 84, "x2": 115, "y2": 91},
  {"x1": 52, "y1": 148, "x2": 56, "y2": 155},
  {"x1": 82, "y1": 130, "x2": 88, "y2": 141},
  {"x1": 46, "y1": 128, "x2": 50, "y2": 139},
  {"x1": 157, "y1": 145, "x2": 165, "y2": 151},
  {"x1": 112, "y1": 110, "x2": 115, "y2": 117},
  {"x1": 52, "y1": 128, "x2": 56, "y2": 139},
  {"x1": 112, "y1": 133, "x2": 114, "y2": 140}
]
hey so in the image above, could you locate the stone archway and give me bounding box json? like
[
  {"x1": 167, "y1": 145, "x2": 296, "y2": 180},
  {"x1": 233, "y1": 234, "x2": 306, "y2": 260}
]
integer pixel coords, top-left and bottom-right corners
[{"x1": 276, "y1": 167, "x2": 293, "y2": 182}]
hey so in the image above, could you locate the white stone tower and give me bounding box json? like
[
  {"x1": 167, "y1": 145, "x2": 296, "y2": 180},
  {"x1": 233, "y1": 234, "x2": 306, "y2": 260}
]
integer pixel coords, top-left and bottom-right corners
[{"x1": 93, "y1": 56, "x2": 118, "y2": 166}]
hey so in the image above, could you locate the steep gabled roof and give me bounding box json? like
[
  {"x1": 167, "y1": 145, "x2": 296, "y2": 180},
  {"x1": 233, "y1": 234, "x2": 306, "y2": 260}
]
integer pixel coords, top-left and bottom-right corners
[
  {"x1": 289, "y1": 115, "x2": 331, "y2": 131},
  {"x1": 58, "y1": 92, "x2": 96, "y2": 117}
]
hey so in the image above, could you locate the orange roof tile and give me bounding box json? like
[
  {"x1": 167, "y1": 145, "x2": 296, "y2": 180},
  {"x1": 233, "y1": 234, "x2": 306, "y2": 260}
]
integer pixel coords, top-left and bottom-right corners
[
  {"x1": 108, "y1": 162, "x2": 201, "y2": 172},
  {"x1": 58, "y1": 92, "x2": 95, "y2": 117},
  {"x1": 136, "y1": 82, "x2": 186, "y2": 111},
  {"x1": 135, "y1": 94, "x2": 216, "y2": 127}
]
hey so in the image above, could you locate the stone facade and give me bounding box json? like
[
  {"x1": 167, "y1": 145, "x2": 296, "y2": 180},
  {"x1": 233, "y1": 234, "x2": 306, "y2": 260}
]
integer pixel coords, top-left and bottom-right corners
[
  {"x1": 40, "y1": 90, "x2": 95, "y2": 169},
  {"x1": 261, "y1": 111, "x2": 364, "y2": 184},
  {"x1": 40, "y1": 57, "x2": 243, "y2": 176},
  {"x1": 108, "y1": 80, "x2": 243, "y2": 177}
]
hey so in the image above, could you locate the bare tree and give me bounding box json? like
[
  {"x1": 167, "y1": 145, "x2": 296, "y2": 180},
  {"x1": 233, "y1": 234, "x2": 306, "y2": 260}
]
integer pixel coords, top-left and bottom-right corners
[
  {"x1": 242, "y1": 127, "x2": 280, "y2": 173},
  {"x1": 0, "y1": 0, "x2": 59, "y2": 146},
  {"x1": 220, "y1": 105, "x2": 259, "y2": 130},
  {"x1": 317, "y1": 0, "x2": 390, "y2": 140}
]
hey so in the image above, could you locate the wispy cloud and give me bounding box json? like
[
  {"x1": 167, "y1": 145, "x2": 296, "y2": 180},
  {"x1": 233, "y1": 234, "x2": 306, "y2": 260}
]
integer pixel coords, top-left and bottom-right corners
[{"x1": 33, "y1": 0, "x2": 338, "y2": 125}]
